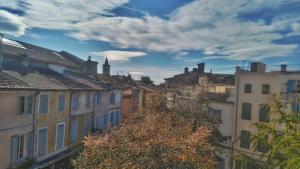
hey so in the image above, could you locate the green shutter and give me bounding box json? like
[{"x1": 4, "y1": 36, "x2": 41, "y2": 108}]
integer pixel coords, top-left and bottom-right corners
[
  {"x1": 259, "y1": 105, "x2": 269, "y2": 122},
  {"x1": 242, "y1": 103, "x2": 251, "y2": 120},
  {"x1": 240, "y1": 130, "x2": 251, "y2": 149}
]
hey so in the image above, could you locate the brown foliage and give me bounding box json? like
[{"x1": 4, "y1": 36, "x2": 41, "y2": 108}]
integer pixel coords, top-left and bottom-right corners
[{"x1": 73, "y1": 111, "x2": 215, "y2": 169}]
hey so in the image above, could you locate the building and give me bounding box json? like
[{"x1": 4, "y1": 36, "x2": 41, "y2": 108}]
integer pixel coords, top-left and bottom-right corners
[
  {"x1": 232, "y1": 62, "x2": 300, "y2": 168},
  {"x1": 0, "y1": 37, "x2": 123, "y2": 169},
  {"x1": 102, "y1": 57, "x2": 110, "y2": 76}
]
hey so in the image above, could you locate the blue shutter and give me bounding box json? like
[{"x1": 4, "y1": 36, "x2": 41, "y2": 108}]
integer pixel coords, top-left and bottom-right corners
[
  {"x1": 108, "y1": 113, "x2": 112, "y2": 125},
  {"x1": 100, "y1": 113, "x2": 105, "y2": 129},
  {"x1": 11, "y1": 136, "x2": 18, "y2": 163},
  {"x1": 71, "y1": 119, "x2": 78, "y2": 143},
  {"x1": 38, "y1": 128, "x2": 48, "y2": 156},
  {"x1": 39, "y1": 95, "x2": 49, "y2": 114},
  {"x1": 27, "y1": 132, "x2": 33, "y2": 159},
  {"x1": 113, "y1": 112, "x2": 117, "y2": 125},
  {"x1": 27, "y1": 96, "x2": 34, "y2": 114},
  {"x1": 287, "y1": 80, "x2": 295, "y2": 93},
  {"x1": 56, "y1": 124, "x2": 65, "y2": 150}
]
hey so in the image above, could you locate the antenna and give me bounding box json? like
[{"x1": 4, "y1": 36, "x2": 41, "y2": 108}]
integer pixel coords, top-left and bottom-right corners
[{"x1": 0, "y1": 33, "x2": 4, "y2": 70}]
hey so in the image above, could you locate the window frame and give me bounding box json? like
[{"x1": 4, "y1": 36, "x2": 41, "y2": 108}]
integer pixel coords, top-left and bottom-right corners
[
  {"x1": 244, "y1": 84, "x2": 252, "y2": 93},
  {"x1": 241, "y1": 103, "x2": 252, "y2": 120},
  {"x1": 262, "y1": 84, "x2": 270, "y2": 94},
  {"x1": 240, "y1": 130, "x2": 251, "y2": 149},
  {"x1": 37, "y1": 127, "x2": 48, "y2": 157},
  {"x1": 55, "y1": 122, "x2": 65, "y2": 151},
  {"x1": 38, "y1": 94, "x2": 50, "y2": 114},
  {"x1": 57, "y1": 94, "x2": 65, "y2": 112}
]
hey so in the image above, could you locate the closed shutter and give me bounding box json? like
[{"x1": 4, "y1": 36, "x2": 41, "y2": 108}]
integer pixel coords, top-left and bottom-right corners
[
  {"x1": 39, "y1": 95, "x2": 49, "y2": 114},
  {"x1": 58, "y1": 94, "x2": 65, "y2": 112},
  {"x1": 71, "y1": 119, "x2": 78, "y2": 143},
  {"x1": 241, "y1": 103, "x2": 252, "y2": 120},
  {"x1": 259, "y1": 105, "x2": 269, "y2": 122},
  {"x1": 38, "y1": 128, "x2": 48, "y2": 156},
  {"x1": 240, "y1": 130, "x2": 251, "y2": 149},
  {"x1": 11, "y1": 136, "x2": 18, "y2": 163},
  {"x1": 109, "y1": 113, "x2": 113, "y2": 126},
  {"x1": 287, "y1": 80, "x2": 295, "y2": 93},
  {"x1": 27, "y1": 96, "x2": 34, "y2": 114},
  {"x1": 56, "y1": 124, "x2": 65, "y2": 150},
  {"x1": 100, "y1": 113, "x2": 105, "y2": 129},
  {"x1": 27, "y1": 132, "x2": 34, "y2": 159},
  {"x1": 84, "y1": 115, "x2": 90, "y2": 136},
  {"x1": 116, "y1": 110, "x2": 120, "y2": 125},
  {"x1": 19, "y1": 96, "x2": 25, "y2": 115}
]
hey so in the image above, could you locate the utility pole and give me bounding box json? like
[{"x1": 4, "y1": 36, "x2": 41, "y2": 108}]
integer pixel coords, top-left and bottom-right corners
[{"x1": 0, "y1": 33, "x2": 4, "y2": 70}]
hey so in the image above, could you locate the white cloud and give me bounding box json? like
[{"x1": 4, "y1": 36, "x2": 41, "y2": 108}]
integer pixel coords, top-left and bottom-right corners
[
  {"x1": 0, "y1": 0, "x2": 299, "y2": 61},
  {"x1": 0, "y1": 10, "x2": 26, "y2": 36},
  {"x1": 90, "y1": 50, "x2": 147, "y2": 61}
]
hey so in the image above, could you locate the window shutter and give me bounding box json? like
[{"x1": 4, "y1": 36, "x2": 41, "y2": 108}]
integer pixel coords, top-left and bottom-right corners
[
  {"x1": 241, "y1": 103, "x2": 251, "y2": 120},
  {"x1": 27, "y1": 96, "x2": 34, "y2": 114},
  {"x1": 58, "y1": 94, "x2": 65, "y2": 112},
  {"x1": 287, "y1": 80, "x2": 295, "y2": 93},
  {"x1": 11, "y1": 136, "x2": 18, "y2": 163},
  {"x1": 56, "y1": 124, "x2": 64, "y2": 150},
  {"x1": 19, "y1": 96, "x2": 25, "y2": 115},
  {"x1": 116, "y1": 110, "x2": 120, "y2": 125},
  {"x1": 100, "y1": 113, "x2": 105, "y2": 129},
  {"x1": 27, "y1": 132, "x2": 34, "y2": 159},
  {"x1": 38, "y1": 129, "x2": 48, "y2": 156},
  {"x1": 39, "y1": 95, "x2": 49, "y2": 114},
  {"x1": 71, "y1": 119, "x2": 78, "y2": 143},
  {"x1": 240, "y1": 130, "x2": 251, "y2": 149},
  {"x1": 259, "y1": 105, "x2": 269, "y2": 122},
  {"x1": 84, "y1": 115, "x2": 90, "y2": 136}
]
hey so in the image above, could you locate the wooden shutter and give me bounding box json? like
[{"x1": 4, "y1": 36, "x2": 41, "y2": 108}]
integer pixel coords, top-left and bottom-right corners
[
  {"x1": 19, "y1": 96, "x2": 25, "y2": 115},
  {"x1": 27, "y1": 131, "x2": 34, "y2": 159},
  {"x1": 58, "y1": 94, "x2": 65, "y2": 112},
  {"x1": 242, "y1": 103, "x2": 252, "y2": 120},
  {"x1": 38, "y1": 128, "x2": 48, "y2": 156},
  {"x1": 11, "y1": 136, "x2": 18, "y2": 163},
  {"x1": 56, "y1": 124, "x2": 65, "y2": 150},
  {"x1": 39, "y1": 95, "x2": 49, "y2": 114},
  {"x1": 240, "y1": 130, "x2": 251, "y2": 149},
  {"x1": 71, "y1": 119, "x2": 78, "y2": 143},
  {"x1": 27, "y1": 95, "x2": 34, "y2": 114}
]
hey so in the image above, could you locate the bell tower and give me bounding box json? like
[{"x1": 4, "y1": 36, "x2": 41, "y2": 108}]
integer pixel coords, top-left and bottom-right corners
[{"x1": 103, "y1": 57, "x2": 110, "y2": 75}]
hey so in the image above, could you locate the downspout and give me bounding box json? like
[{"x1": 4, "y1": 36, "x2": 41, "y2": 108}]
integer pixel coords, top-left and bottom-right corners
[
  {"x1": 231, "y1": 71, "x2": 240, "y2": 168},
  {"x1": 68, "y1": 90, "x2": 74, "y2": 147},
  {"x1": 32, "y1": 90, "x2": 40, "y2": 160}
]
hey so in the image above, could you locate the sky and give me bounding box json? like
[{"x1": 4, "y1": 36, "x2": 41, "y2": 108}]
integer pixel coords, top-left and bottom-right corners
[{"x1": 1, "y1": 0, "x2": 300, "y2": 83}]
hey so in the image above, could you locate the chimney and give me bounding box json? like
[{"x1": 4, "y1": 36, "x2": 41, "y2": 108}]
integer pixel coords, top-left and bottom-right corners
[
  {"x1": 250, "y1": 62, "x2": 266, "y2": 73},
  {"x1": 281, "y1": 64, "x2": 287, "y2": 72},
  {"x1": 197, "y1": 63, "x2": 205, "y2": 73},
  {"x1": 184, "y1": 67, "x2": 189, "y2": 74}
]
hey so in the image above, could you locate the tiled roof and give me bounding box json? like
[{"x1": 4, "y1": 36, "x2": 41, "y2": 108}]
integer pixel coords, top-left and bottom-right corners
[{"x1": 0, "y1": 71, "x2": 32, "y2": 89}]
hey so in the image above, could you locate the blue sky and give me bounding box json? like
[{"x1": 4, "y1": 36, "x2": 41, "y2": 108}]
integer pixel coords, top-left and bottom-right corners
[{"x1": 1, "y1": 0, "x2": 300, "y2": 83}]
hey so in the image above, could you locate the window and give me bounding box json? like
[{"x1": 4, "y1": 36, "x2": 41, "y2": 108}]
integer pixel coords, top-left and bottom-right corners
[
  {"x1": 57, "y1": 94, "x2": 65, "y2": 112},
  {"x1": 85, "y1": 93, "x2": 90, "y2": 108},
  {"x1": 18, "y1": 96, "x2": 26, "y2": 115},
  {"x1": 244, "y1": 84, "x2": 252, "y2": 93},
  {"x1": 27, "y1": 131, "x2": 33, "y2": 159},
  {"x1": 104, "y1": 114, "x2": 108, "y2": 127},
  {"x1": 116, "y1": 110, "x2": 121, "y2": 125},
  {"x1": 111, "y1": 112, "x2": 115, "y2": 126},
  {"x1": 38, "y1": 128, "x2": 48, "y2": 156},
  {"x1": 39, "y1": 95, "x2": 49, "y2": 114},
  {"x1": 96, "y1": 93, "x2": 101, "y2": 105},
  {"x1": 71, "y1": 118, "x2": 78, "y2": 143},
  {"x1": 11, "y1": 135, "x2": 24, "y2": 163},
  {"x1": 257, "y1": 136, "x2": 269, "y2": 153},
  {"x1": 56, "y1": 123, "x2": 65, "y2": 150},
  {"x1": 115, "y1": 93, "x2": 121, "y2": 104},
  {"x1": 241, "y1": 103, "x2": 252, "y2": 120},
  {"x1": 27, "y1": 96, "x2": 34, "y2": 114},
  {"x1": 213, "y1": 109, "x2": 222, "y2": 122},
  {"x1": 19, "y1": 95, "x2": 34, "y2": 115},
  {"x1": 240, "y1": 130, "x2": 251, "y2": 149},
  {"x1": 71, "y1": 94, "x2": 79, "y2": 110},
  {"x1": 262, "y1": 84, "x2": 270, "y2": 94},
  {"x1": 84, "y1": 115, "x2": 90, "y2": 136},
  {"x1": 110, "y1": 93, "x2": 115, "y2": 105},
  {"x1": 259, "y1": 104, "x2": 270, "y2": 122}
]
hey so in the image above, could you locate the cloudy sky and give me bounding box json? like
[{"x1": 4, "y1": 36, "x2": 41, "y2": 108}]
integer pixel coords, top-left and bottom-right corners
[{"x1": 1, "y1": 0, "x2": 300, "y2": 83}]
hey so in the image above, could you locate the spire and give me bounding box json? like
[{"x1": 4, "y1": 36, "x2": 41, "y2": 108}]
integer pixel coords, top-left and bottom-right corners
[{"x1": 104, "y1": 57, "x2": 109, "y2": 65}]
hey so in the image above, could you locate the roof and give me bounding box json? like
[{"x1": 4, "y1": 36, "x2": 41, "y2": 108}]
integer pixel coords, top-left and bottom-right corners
[{"x1": 0, "y1": 71, "x2": 32, "y2": 89}]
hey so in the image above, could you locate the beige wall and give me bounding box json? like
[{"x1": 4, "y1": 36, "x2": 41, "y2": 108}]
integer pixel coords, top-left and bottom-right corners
[
  {"x1": 35, "y1": 91, "x2": 70, "y2": 161},
  {"x1": 0, "y1": 91, "x2": 35, "y2": 169},
  {"x1": 234, "y1": 72, "x2": 300, "y2": 157}
]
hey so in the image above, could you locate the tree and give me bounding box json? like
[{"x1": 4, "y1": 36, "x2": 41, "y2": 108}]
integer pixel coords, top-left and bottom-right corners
[
  {"x1": 236, "y1": 94, "x2": 300, "y2": 169},
  {"x1": 73, "y1": 111, "x2": 216, "y2": 169}
]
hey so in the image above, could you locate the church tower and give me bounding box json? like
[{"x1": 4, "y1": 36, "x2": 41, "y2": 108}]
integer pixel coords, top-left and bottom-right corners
[{"x1": 103, "y1": 57, "x2": 110, "y2": 75}]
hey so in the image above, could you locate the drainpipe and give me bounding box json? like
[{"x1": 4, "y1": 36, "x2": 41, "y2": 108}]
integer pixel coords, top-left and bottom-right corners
[
  {"x1": 32, "y1": 90, "x2": 40, "y2": 161},
  {"x1": 68, "y1": 91, "x2": 75, "y2": 148},
  {"x1": 232, "y1": 71, "x2": 240, "y2": 169}
]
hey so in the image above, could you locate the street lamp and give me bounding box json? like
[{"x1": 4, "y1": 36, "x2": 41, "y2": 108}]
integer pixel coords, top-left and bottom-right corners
[{"x1": 0, "y1": 33, "x2": 3, "y2": 70}]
